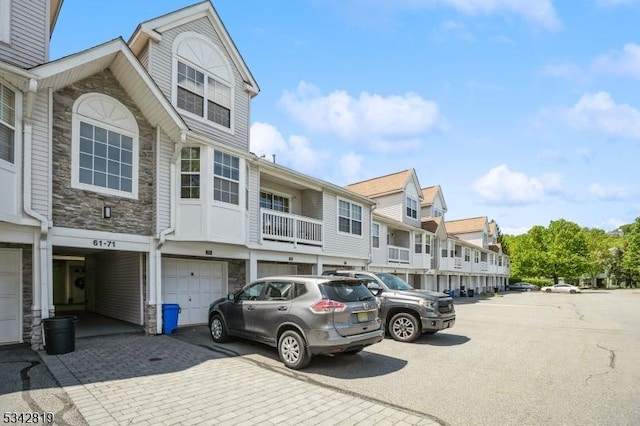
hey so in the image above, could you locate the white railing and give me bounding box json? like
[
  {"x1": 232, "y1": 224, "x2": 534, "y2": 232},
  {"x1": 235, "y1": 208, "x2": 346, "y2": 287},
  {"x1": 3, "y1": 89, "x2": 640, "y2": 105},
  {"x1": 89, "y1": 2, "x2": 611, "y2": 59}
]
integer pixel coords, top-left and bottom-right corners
[
  {"x1": 480, "y1": 261, "x2": 488, "y2": 271},
  {"x1": 454, "y1": 257, "x2": 462, "y2": 269},
  {"x1": 261, "y1": 209, "x2": 322, "y2": 246},
  {"x1": 388, "y1": 245, "x2": 410, "y2": 264}
]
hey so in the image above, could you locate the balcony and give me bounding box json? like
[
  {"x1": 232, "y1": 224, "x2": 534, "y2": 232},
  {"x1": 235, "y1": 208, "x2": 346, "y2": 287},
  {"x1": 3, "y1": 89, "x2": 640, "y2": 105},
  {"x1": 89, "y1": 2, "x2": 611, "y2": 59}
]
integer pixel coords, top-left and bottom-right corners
[
  {"x1": 388, "y1": 245, "x2": 410, "y2": 264},
  {"x1": 261, "y1": 209, "x2": 322, "y2": 247}
]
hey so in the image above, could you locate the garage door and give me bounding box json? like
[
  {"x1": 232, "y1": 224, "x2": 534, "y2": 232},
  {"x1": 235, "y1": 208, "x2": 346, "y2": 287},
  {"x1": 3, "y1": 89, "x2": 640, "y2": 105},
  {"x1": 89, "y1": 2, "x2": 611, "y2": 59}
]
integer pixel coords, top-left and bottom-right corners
[
  {"x1": 0, "y1": 249, "x2": 21, "y2": 344},
  {"x1": 258, "y1": 263, "x2": 297, "y2": 279},
  {"x1": 162, "y1": 259, "x2": 226, "y2": 326}
]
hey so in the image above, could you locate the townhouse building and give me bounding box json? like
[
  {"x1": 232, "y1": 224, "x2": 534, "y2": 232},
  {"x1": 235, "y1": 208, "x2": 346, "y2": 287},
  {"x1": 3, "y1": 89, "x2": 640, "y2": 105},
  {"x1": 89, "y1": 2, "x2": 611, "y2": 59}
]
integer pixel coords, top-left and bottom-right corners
[
  {"x1": 346, "y1": 170, "x2": 510, "y2": 294},
  {"x1": 0, "y1": 0, "x2": 376, "y2": 348},
  {"x1": 0, "y1": 0, "x2": 508, "y2": 349}
]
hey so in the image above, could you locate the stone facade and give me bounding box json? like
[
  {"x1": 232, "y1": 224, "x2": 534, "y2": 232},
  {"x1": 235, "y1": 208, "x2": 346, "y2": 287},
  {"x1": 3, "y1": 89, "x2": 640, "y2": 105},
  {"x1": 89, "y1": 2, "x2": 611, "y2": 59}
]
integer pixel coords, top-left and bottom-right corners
[
  {"x1": 51, "y1": 69, "x2": 156, "y2": 235},
  {"x1": 144, "y1": 303, "x2": 157, "y2": 335}
]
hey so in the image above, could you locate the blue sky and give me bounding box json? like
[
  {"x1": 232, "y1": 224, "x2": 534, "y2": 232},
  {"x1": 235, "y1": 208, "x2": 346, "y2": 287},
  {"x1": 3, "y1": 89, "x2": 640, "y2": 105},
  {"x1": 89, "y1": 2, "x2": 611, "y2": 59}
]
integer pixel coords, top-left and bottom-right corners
[{"x1": 50, "y1": 0, "x2": 640, "y2": 235}]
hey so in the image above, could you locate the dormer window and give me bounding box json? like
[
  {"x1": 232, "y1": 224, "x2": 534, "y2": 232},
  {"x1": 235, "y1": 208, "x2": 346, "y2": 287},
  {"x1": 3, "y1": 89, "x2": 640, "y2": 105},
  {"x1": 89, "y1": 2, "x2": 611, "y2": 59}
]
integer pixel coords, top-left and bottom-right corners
[
  {"x1": 406, "y1": 197, "x2": 418, "y2": 219},
  {"x1": 0, "y1": 83, "x2": 15, "y2": 164},
  {"x1": 173, "y1": 33, "x2": 233, "y2": 131}
]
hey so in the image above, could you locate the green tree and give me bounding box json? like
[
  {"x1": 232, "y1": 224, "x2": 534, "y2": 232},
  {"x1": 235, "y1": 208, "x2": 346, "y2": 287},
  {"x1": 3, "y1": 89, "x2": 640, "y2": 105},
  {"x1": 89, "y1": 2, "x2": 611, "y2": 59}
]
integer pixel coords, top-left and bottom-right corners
[
  {"x1": 545, "y1": 220, "x2": 589, "y2": 283},
  {"x1": 583, "y1": 228, "x2": 611, "y2": 286},
  {"x1": 622, "y1": 217, "x2": 640, "y2": 285}
]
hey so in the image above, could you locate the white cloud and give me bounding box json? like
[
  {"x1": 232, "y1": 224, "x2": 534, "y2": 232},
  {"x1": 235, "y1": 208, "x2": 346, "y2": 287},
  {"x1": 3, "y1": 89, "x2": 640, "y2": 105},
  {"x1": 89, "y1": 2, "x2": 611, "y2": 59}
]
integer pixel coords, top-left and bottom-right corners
[
  {"x1": 592, "y1": 43, "x2": 640, "y2": 79},
  {"x1": 337, "y1": 152, "x2": 365, "y2": 185},
  {"x1": 562, "y1": 92, "x2": 640, "y2": 140},
  {"x1": 279, "y1": 81, "x2": 442, "y2": 151},
  {"x1": 595, "y1": 0, "x2": 640, "y2": 7},
  {"x1": 250, "y1": 122, "x2": 326, "y2": 176},
  {"x1": 588, "y1": 183, "x2": 627, "y2": 201},
  {"x1": 437, "y1": 0, "x2": 561, "y2": 30},
  {"x1": 472, "y1": 164, "x2": 563, "y2": 204}
]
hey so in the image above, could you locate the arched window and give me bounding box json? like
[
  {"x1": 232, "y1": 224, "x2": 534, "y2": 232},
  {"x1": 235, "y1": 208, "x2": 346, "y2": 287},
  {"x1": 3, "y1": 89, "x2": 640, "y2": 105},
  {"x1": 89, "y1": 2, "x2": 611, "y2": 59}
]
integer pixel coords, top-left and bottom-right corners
[
  {"x1": 71, "y1": 93, "x2": 139, "y2": 199},
  {"x1": 173, "y1": 33, "x2": 233, "y2": 130}
]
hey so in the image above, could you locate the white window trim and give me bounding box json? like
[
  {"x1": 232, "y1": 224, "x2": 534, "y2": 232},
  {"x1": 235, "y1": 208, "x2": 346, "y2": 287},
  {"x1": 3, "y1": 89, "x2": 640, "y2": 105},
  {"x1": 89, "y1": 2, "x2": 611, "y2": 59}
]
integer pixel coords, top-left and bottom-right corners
[
  {"x1": 71, "y1": 93, "x2": 139, "y2": 199},
  {"x1": 171, "y1": 32, "x2": 234, "y2": 134},
  {"x1": 406, "y1": 196, "x2": 418, "y2": 219},
  {"x1": 212, "y1": 149, "x2": 241, "y2": 207},
  {"x1": 179, "y1": 146, "x2": 201, "y2": 201},
  {"x1": 0, "y1": 0, "x2": 10, "y2": 44},
  {"x1": 0, "y1": 81, "x2": 18, "y2": 170},
  {"x1": 260, "y1": 189, "x2": 291, "y2": 213},
  {"x1": 372, "y1": 222, "x2": 380, "y2": 248},
  {"x1": 337, "y1": 198, "x2": 363, "y2": 238}
]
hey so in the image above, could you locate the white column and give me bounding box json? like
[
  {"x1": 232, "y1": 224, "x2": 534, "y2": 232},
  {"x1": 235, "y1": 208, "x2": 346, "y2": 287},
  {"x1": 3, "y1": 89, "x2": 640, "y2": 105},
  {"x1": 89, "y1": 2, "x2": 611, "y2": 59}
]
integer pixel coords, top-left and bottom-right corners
[{"x1": 247, "y1": 251, "x2": 258, "y2": 282}]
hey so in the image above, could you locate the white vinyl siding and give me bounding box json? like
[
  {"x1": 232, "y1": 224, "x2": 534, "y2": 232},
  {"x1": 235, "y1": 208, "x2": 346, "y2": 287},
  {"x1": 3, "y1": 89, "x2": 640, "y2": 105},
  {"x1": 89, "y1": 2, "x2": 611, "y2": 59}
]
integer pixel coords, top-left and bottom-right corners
[
  {"x1": 0, "y1": 0, "x2": 10, "y2": 44},
  {"x1": 87, "y1": 252, "x2": 142, "y2": 325},
  {"x1": 322, "y1": 192, "x2": 370, "y2": 259},
  {"x1": 0, "y1": 0, "x2": 47, "y2": 68},
  {"x1": 144, "y1": 18, "x2": 250, "y2": 151}
]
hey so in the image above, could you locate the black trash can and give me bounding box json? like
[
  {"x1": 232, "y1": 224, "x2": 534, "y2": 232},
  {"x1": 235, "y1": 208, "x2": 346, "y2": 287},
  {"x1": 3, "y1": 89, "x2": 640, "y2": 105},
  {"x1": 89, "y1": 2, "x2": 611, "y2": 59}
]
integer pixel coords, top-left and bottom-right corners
[
  {"x1": 43, "y1": 316, "x2": 77, "y2": 355},
  {"x1": 468, "y1": 289, "x2": 475, "y2": 297}
]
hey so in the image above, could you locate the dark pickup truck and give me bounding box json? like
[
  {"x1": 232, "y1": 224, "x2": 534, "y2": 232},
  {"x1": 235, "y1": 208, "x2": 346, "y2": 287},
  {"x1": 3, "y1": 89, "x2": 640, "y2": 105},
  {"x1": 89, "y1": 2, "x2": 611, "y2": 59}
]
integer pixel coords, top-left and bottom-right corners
[{"x1": 323, "y1": 270, "x2": 456, "y2": 342}]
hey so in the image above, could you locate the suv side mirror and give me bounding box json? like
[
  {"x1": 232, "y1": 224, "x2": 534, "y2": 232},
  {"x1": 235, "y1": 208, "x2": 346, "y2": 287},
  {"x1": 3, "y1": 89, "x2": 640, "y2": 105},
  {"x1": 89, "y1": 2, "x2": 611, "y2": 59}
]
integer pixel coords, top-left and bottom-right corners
[
  {"x1": 367, "y1": 283, "x2": 382, "y2": 296},
  {"x1": 227, "y1": 292, "x2": 236, "y2": 301}
]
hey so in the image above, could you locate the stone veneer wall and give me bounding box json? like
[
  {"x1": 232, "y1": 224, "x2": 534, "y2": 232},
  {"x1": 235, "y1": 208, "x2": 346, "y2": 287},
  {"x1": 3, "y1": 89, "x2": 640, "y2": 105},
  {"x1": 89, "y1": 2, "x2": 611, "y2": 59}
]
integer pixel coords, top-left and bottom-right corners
[
  {"x1": 0, "y1": 243, "x2": 35, "y2": 347},
  {"x1": 51, "y1": 69, "x2": 156, "y2": 234}
]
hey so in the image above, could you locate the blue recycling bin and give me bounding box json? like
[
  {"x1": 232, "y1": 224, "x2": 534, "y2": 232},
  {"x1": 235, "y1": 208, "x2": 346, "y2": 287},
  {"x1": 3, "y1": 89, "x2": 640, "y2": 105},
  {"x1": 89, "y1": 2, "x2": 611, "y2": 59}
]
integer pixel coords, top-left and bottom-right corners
[
  {"x1": 450, "y1": 289, "x2": 456, "y2": 298},
  {"x1": 162, "y1": 303, "x2": 181, "y2": 335}
]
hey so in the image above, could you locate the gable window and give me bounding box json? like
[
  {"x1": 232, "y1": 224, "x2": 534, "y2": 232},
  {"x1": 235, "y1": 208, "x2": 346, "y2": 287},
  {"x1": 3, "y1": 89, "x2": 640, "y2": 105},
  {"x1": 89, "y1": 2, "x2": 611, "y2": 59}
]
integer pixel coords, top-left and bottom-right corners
[
  {"x1": 338, "y1": 199, "x2": 362, "y2": 236},
  {"x1": 174, "y1": 34, "x2": 234, "y2": 131},
  {"x1": 213, "y1": 150, "x2": 239, "y2": 205},
  {"x1": 177, "y1": 61, "x2": 231, "y2": 128},
  {"x1": 425, "y1": 235, "x2": 431, "y2": 254},
  {"x1": 372, "y1": 223, "x2": 380, "y2": 248},
  {"x1": 260, "y1": 191, "x2": 289, "y2": 212},
  {"x1": 434, "y1": 208, "x2": 442, "y2": 217},
  {"x1": 180, "y1": 147, "x2": 200, "y2": 199},
  {"x1": 406, "y1": 197, "x2": 418, "y2": 219},
  {"x1": 0, "y1": 83, "x2": 15, "y2": 164},
  {"x1": 0, "y1": 0, "x2": 10, "y2": 44},
  {"x1": 415, "y1": 234, "x2": 423, "y2": 254},
  {"x1": 72, "y1": 93, "x2": 138, "y2": 199}
]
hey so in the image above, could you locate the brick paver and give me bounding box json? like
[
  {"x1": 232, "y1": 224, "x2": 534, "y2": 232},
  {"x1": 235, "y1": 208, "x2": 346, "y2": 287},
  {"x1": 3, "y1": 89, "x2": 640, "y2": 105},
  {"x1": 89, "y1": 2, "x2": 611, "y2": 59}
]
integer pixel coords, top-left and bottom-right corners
[{"x1": 39, "y1": 334, "x2": 439, "y2": 425}]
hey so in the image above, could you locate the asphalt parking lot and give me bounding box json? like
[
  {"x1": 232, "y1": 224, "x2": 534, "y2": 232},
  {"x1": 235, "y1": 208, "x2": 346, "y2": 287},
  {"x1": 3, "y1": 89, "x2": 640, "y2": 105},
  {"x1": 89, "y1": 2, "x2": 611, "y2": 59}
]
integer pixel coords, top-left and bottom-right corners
[{"x1": 174, "y1": 289, "x2": 640, "y2": 425}]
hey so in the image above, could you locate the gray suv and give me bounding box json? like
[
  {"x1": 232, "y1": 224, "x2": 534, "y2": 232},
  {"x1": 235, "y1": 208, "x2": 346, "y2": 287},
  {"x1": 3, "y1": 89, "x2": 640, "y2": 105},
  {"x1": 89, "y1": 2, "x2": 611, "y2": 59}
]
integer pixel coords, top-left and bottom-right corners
[
  {"x1": 324, "y1": 271, "x2": 455, "y2": 342},
  {"x1": 208, "y1": 275, "x2": 384, "y2": 369}
]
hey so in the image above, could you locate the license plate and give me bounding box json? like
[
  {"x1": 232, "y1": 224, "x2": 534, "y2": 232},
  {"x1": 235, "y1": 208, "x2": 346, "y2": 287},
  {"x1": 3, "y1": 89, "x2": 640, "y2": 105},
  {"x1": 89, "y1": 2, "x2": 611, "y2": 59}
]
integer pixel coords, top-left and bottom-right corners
[{"x1": 357, "y1": 312, "x2": 369, "y2": 322}]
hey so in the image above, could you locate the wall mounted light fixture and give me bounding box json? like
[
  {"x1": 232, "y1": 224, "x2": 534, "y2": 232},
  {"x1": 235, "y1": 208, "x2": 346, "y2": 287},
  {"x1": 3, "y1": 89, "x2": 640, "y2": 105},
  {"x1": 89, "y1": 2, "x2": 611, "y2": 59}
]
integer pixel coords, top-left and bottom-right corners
[{"x1": 102, "y1": 206, "x2": 111, "y2": 219}]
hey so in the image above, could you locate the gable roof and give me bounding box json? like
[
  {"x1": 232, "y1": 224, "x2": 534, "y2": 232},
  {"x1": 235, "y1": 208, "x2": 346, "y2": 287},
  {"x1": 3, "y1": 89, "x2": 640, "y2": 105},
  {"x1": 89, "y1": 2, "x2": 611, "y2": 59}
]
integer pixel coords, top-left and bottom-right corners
[
  {"x1": 32, "y1": 38, "x2": 187, "y2": 142},
  {"x1": 345, "y1": 169, "x2": 420, "y2": 198},
  {"x1": 128, "y1": 1, "x2": 259, "y2": 96},
  {"x1": 420, "y1": 186, "x2": 439, "y2": 205},
  {"x1": 445, "y1": 216, "x2": 488, "y2": 235}
]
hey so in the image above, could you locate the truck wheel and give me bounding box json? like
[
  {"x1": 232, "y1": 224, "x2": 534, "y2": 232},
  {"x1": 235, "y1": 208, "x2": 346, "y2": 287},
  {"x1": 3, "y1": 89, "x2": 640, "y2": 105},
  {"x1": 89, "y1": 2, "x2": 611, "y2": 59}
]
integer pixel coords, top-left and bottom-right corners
[{"x1": 389, "y1": 313, "x2": 421, "y2": 342}]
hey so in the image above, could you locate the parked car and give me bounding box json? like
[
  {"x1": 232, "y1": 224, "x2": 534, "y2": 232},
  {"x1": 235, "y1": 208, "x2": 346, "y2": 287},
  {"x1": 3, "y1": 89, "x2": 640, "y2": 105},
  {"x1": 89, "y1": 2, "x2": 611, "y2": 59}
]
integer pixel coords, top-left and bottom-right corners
[
  {"x1": 505, "y1": 282, "x2": 539, "y2": 292},
  {"x1": 540, "y1": 284, "x2": 581, "y2": 294},
  {"x1": 208, "y1": 275, "x2": 384, "y2": 369},
  {"x1": 322, "y1": 270, "x2": 455, "y2": 342}
]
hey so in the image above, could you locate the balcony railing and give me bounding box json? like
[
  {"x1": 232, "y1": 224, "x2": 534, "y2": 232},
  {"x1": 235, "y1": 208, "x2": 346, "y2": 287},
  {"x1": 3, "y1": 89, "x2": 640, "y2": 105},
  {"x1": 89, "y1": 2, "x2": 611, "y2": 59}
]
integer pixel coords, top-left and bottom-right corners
[
  {"x1": 454, "y1": 257, "x2": 462, "y2": 269},
  {"x1": 261, "y1": 209, "x2": 322, "y2": 246},
  {"x1": 388, "y1": 245, "x2": 410, "y2": 264}
]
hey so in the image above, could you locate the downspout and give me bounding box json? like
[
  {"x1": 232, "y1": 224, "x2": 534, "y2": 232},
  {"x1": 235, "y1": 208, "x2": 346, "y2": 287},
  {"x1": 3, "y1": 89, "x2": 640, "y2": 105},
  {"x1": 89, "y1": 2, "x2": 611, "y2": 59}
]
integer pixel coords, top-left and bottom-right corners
[
  {"x1": 365, "y1": 204, "x2": 376, "y2": 271},
  {"x1": 157, "y1": 130, "x2": 185, "y2": 249},
  {"x1": 23, "y1": 79, "x2": 52, "y2": 343},
  {"x1": 153, "y1": 130, "x2": 184, "y2": 334}
]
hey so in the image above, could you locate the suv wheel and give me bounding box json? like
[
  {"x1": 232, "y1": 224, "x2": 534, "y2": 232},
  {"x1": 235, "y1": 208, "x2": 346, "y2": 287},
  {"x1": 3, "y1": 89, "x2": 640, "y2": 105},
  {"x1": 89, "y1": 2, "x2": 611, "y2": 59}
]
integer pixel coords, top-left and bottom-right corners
[
  {"x1": 389, "y1": 313, "x2": 421, "y2": 342},
  {"x1": 209, "y1": 314, "x2": 229, "y2": 343},
  {"x1": 278, "y1": 330, "x2": 311, "y2": 370}
]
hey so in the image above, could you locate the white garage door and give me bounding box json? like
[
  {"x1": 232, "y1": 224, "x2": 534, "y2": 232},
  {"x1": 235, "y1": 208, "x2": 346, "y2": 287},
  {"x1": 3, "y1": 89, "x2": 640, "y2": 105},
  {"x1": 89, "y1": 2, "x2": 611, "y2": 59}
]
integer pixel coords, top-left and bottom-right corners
[
  {"x1": 257, "y1": 263, "x2": 298, "y2": 278},
  {"x1": 162, "y1": 259, "x2": 226, "y2": 326},
  {"x1": 0, "y1": 249, "x2": 21, "y2": 344}
]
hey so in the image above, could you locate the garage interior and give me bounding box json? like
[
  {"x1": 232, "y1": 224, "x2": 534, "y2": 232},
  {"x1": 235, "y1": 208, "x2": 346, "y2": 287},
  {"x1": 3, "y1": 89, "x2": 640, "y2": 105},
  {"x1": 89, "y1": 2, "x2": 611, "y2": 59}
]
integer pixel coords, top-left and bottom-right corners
[{"x1": 53, "y1": 248, "x2": 144, "y2": 338}]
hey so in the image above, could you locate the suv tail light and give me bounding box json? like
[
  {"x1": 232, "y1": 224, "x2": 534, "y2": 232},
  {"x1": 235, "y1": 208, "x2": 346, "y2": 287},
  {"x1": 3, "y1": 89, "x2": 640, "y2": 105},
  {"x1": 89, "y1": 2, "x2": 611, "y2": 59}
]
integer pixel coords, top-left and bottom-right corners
[{"x1": 309, "y1": 299, "x2": 346, "y2": 313}]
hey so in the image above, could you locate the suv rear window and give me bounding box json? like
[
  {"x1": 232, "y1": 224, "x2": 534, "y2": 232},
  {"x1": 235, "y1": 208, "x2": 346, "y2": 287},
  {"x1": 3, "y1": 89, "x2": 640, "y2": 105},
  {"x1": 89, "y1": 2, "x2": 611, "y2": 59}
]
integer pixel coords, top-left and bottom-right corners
[{"x1": 319, "y1": 280, "x2": 374, "y2": 303}]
